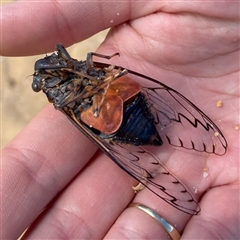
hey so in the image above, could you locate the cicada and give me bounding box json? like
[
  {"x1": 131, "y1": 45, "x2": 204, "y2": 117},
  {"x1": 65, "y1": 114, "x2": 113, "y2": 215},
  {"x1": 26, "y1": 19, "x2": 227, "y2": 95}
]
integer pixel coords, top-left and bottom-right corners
[{"x1": 32, "y1": 44, "x2": 227, "y2": 215}]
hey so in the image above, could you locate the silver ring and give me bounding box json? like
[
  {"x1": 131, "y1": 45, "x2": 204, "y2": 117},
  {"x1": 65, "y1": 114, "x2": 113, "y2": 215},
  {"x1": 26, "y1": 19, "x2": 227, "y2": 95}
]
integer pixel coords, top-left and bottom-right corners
[{"x1": 129, "y1": 203, "x2": 181, "y2": 240}]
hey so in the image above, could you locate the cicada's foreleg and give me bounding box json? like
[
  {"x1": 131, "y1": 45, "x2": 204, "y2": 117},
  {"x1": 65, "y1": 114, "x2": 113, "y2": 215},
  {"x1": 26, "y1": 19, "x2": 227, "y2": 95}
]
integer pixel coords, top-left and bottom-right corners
[
  {"x1": 56, "y1": 44, "x2": 72, "y2": 61},
  {"x1": 86, "y1": 52, "x2": 120, "y2": 69}
]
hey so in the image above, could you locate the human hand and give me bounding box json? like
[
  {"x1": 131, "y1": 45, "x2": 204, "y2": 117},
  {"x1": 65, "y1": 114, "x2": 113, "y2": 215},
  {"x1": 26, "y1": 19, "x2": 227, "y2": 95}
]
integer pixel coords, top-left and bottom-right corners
[{"x1": 1, "y1": 1, "x2": 239, "y2": 239}]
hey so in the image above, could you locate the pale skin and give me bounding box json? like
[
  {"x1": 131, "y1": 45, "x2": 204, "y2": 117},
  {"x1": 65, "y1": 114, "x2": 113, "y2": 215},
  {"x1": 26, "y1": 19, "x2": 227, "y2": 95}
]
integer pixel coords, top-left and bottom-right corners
[{"x1": 1, "y1": 1, "x2": 239, "y2": 239}]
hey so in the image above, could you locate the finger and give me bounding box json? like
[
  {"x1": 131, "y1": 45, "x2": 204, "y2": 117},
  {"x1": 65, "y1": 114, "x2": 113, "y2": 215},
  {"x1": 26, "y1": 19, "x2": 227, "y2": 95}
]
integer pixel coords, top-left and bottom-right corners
[
  {"x1": 1, "y1": 104, "x2": 97, "y2": 239},
  {"x1": 1, "y1": 1, "x2": 158, "y2": 56},
  {"x1": 21, "y1": 152, "x2": 137, "y2": 239}
]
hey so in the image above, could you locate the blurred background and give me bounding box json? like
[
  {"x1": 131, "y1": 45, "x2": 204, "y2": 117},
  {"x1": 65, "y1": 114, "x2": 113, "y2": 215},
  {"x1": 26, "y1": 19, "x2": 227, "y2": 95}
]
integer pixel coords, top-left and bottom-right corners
[{"x1": 1, "y1": 1, "x2": 109, "y2": 148}]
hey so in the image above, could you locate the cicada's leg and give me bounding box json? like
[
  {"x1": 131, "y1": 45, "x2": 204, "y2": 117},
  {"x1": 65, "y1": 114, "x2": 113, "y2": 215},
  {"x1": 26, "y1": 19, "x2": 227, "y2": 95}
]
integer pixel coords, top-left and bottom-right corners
[
  {"x1": 56, "y1": 44, "x2": 72, "y2": 61},
  {"x1": 86, "y1": 52, "x2": 120, "y2": 69}
]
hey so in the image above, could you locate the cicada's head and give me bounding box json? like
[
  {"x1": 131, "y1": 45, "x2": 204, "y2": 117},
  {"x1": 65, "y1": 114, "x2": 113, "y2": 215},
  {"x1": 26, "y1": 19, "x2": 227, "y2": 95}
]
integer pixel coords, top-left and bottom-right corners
[
  {"x1": 32, "y1": 73, "x2": 43, "y2": 92},
  {"x1": 33, "y1": 52, "x2": 67, "y2": 91}
]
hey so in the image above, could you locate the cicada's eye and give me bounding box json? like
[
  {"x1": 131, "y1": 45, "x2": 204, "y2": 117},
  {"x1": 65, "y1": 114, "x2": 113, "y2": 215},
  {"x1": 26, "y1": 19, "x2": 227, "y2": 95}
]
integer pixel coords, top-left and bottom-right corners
[
  {"x1": 32, "y1": 82, "x2": 41, "y2": 92},
  {"x1": 32, "y1": 75, "x2": 43, "y2": 92}
]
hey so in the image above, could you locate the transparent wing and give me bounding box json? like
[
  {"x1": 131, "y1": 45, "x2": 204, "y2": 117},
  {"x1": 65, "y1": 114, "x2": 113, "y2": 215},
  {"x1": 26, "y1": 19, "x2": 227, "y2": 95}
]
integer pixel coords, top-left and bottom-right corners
[
  {"x1": 61, "y1": 65, "x2": 227, "y2": 215},
  {"x1": 101, "y1": 142, "x2": 201, "y2": 215},
  {"x1": 96, "y1": 69, "x2": 226, "y2": 214},
  {"x1": 128, "y1": 70, "x2": 227, "y2": 156},
  {"x1": 93, "y1": 63, "x2": 227, "y2": 156}
]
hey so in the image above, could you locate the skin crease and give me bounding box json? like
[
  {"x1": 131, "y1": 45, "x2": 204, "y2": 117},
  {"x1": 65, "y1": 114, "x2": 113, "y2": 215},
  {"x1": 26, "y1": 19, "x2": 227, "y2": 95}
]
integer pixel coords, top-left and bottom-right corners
[{"x1": 1, "y1": 1, "x2": 239, "y2": 239}]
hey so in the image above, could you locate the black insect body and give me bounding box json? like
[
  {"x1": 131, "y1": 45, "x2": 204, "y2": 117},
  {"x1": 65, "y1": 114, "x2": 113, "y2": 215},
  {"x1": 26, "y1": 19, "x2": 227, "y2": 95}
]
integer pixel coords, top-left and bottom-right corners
[
  {"x1": 107, "y1": 92, "x2": 163, "y2": 146},
  {"x1": 32, "y1": 44, "x2": 227, "y2": 215}
]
